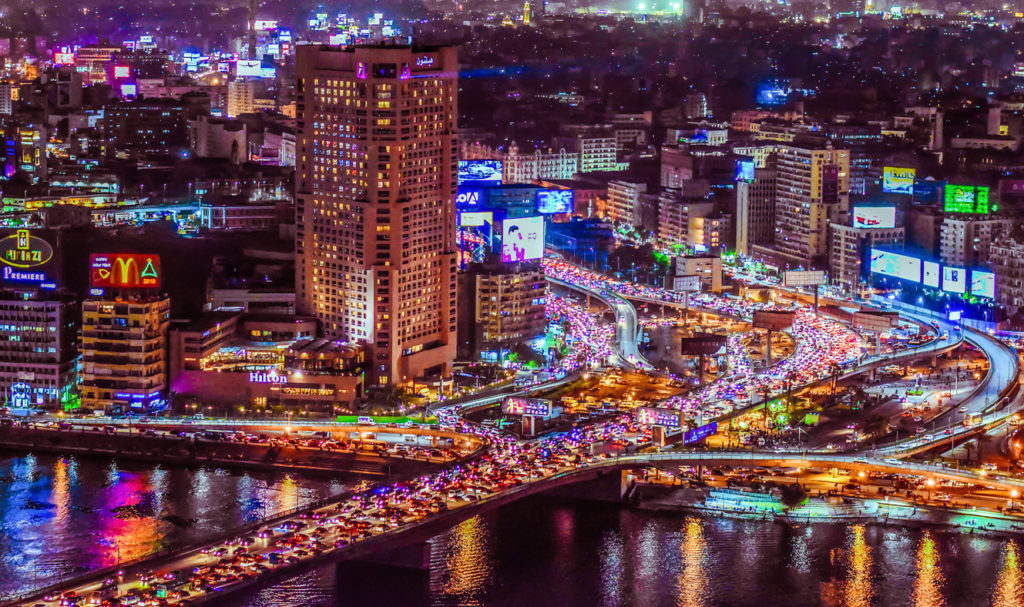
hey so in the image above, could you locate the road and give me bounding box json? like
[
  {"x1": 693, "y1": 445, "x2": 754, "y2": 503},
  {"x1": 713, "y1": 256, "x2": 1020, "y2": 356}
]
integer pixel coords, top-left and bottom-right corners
[{"x1": 11, "y1": 260, "x2": 1024, "y2": 606}]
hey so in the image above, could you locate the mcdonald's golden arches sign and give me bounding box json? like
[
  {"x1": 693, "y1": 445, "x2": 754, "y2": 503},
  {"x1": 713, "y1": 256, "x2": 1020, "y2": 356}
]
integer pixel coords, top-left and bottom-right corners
[{"x1": 90, "y1": 253, "x2": 160, "y2": 288}]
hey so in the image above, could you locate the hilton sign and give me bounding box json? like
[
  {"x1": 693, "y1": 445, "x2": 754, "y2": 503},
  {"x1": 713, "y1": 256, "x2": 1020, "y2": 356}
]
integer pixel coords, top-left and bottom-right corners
[{"x1": 249, "y1": 372, "x2": 287, "y2": 384}]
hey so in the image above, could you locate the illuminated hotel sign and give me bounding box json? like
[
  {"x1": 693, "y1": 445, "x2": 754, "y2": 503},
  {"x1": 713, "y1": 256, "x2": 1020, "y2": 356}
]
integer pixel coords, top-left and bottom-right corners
[
  {"x1": 90, "y1": 253, "x2": 160, "y2": 288},
  {"x1": 0, "y1": 229, "x2": 58, "y2": 286},
  {"x1": 415, "y1": 55, "x2": 435, "y2": 67},
  {"x1": 249, "y1": 371, "x2": 287, "y2": 384}
]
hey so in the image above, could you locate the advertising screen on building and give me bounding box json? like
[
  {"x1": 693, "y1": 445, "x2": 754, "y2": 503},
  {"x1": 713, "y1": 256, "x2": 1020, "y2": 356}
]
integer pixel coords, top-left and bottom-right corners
[
  {"x1": 735, "y1": 159, "x2": 755, "y2": 183},
  {"x1": 922, "y1": 261, "x2": 940, "y2": 288},
  {"x1": 852, "y1": 205, "x2": 896, "y2": 229},
  {"x1": 680, "y1": 333, "x2": 727, "y2": 355},
  {"x1": 501, "y1": 216, "x2": 544, "y2": 263},
  {"x1": 235, "y1": 60, "x2": 263, "y2": 78},
  {"x1": 882, "y1": 167, "x2": 916, "y2": 194},
  {"x1": 944, "y1": 185, "x2": 993, "y2": 214},
  {"x1": 914, "y1": 179, "x2": 943, "y2": 204},
  {"x1": 536, "y1": 189, "x2": 574, "y2": 214},
  {"x1": 113, "y1": 65, "x2": 130, "y2": 79},
  {"x1": 637, "y1": 407, "x2": 683, "y2": 428},
  {"x1": 455, "y1": 188, "x2": 484, "y2": 209},
  {"x1": 870, "y1": 249, "x2": 921, "y2": 282},
  {"x1": 0, "y1": 229, "x2": 59, "y2": 287},
  {"x1": 53, "y1": 50, "x2": 75, "y2": 65},
  {"x1": 782, "y1": 270, "x2": 827, "y2": 287},
  {"x1": 502, "y1": 396, "x2": 552, "y2": 417},
  {"x1": 942, "y1": 266, "x2": 966, "y2": 294},
  {"x1": 90, "y1": 253, "x2": 161, "y2": 288},
  {"x1": 970, "y1": 270, "x2": 995, "y2": 299},
  {"x1": 752, "y1": 310, "x2": 796, "y2": 331},
  {"x1": 459, "y1": 211, "x2": 492, "y2": 227},
  {"x1": 671, "y1": 275, "x2": 702, "y2": 292},
  {"x1": 458, "y1": 160, "x2": 502, "y2": 185},
  {"x1": 684, "y1": 422, "x2": 718, "y2": 445}
]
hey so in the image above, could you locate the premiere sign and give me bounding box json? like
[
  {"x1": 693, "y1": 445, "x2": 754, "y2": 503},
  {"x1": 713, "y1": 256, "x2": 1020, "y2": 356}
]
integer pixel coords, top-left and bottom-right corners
[{"x1": 0, "y1": 229, "x2": 58, "y2": 287}]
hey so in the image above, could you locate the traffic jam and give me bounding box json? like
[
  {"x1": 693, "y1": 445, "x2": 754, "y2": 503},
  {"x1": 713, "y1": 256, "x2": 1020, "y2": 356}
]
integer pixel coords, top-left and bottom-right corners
[{"x1": 26, "y1": 408, "x2": 646, "y2": 607}]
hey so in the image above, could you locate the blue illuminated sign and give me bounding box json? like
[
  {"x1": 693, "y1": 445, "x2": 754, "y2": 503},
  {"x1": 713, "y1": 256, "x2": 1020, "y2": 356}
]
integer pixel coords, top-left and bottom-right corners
[
  {"x1": 735, "y1": 159, "x2": 755, "y2": 183},
  {"x1": 456, "y1": 189, "x2": 483, "y2": 209},
  {"x1": 684, "y1": 422, "x2": 718, "y2": 445},
  {"x1": 536, "y1": 189, "x2": 574, "y2": 214}
]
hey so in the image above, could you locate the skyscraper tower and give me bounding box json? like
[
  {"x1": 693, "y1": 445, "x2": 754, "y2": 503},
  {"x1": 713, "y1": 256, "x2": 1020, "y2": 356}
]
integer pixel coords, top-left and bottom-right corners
[
  {"x1": 295, "y1": 44, "x2": 458, "y2": 388},
  {"x1": 248, "y1": 0, "x2": 257, "y2": 59}
]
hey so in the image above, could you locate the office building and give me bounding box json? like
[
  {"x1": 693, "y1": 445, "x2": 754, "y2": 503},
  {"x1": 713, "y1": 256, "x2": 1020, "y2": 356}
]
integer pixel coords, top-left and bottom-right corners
[
  {"x1": 990, "y1": 240, "x2": 1024, "y2": 314},
  {"x1": 169, "y1": 312, "x2": 364, "y2": 414},
  {"x1": 502, "y1": 142, "x2": 578, "y2": 183},
  {"x1": 829, "y1": 224, "x2": 905, "y2": 291},
  {"x1": 772, "y1": 143, "x2": 850, "y2": 267},
  {"x1": 457, "y1": 260, "x2": 546, "y2": 361},
  {"x1": 227, "y1": 80, "x2": 256, "y2": 118},
  {"x1": 605, "y1": 181, "x2": 648, "y2": 226},
  {"x1": 939, "y1": 217, "x2": 1013, "y2": 268},
  {"x1": 736, "y1": 167, "x2": 776, "y2": 256},
  {"x1": 0, "y1": 82, "x2": 13, "y2": 115},
  {"x1": 0, "y1": 289, "x2": 79, "y2": 411},
  {"x1": 295, "y1": 44, "x2": 458, "y2": 387},
  {"x1": 555, "y1": 125, "x2": 619, "y2": 173},
  {"x1": 103, "y1": 98, "x2": 188, "y2": 157},
  {"x1": 80, "y1": 294, "x2": 170, "y2": 413}
]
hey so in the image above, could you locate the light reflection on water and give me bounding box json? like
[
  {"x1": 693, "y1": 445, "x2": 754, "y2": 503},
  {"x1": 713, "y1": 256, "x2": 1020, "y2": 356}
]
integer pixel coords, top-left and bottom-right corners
[
  {"x1": 0, "y1": 452, "x2": 340, "y2": 601},
  {"x1": 241, "y1": 498, "x2": 1024, "y2": 607},
  {"x1": 993, "y1": 541, "x2": 1024, "y2": 607},
  {"x1": 912, "y1": 532, "x2": 945, "y2": 607},
  {"x1": 676, "y1": 518, "x2": 708, "y2": 607},
  {"x1": 431, "y1": 515, "x2": 492, "y2": 605}
]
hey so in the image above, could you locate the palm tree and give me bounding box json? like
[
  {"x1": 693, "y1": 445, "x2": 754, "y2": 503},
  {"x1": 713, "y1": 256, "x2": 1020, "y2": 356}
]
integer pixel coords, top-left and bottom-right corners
[
  {"x1": 785, "y1": 370, "x2": 799, "y2": 414},
  {"x1": 829, "y1": 362, "x2": 841, "y2": 397},
  {"x1": 862, "y1": 415, "x2": 890, "y2": 439}
]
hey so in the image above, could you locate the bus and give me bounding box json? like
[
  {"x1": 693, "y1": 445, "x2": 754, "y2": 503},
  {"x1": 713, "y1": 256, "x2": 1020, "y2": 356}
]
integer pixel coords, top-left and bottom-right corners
[{"x1": 963, "y1": 412, "x2": 983, "y2": 427}]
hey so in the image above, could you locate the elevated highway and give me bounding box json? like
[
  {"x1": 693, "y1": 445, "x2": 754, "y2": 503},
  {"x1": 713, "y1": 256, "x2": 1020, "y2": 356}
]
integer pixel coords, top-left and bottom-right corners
[{"x1": 548, "y1": 277, "x2": 650, "y2": 369}]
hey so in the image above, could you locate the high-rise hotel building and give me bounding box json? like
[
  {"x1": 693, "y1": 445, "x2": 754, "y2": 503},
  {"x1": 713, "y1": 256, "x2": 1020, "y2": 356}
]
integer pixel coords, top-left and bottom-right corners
[{"x1": 295, "y1": 44, "x2": 458, "y2": 387}]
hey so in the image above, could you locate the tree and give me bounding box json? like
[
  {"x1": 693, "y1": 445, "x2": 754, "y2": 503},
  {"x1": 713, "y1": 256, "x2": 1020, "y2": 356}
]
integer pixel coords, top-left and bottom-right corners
[
  {"x1": 862, "y1": 415, "x2": 890, "y2": 439},
  {"x1": 779, "y1": 484, "x2": 808, "y2": 510}
]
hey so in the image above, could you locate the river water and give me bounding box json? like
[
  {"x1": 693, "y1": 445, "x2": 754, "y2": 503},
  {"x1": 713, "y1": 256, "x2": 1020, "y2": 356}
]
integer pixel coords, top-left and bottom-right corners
[
  {"x1": 0, "y1": 452, "x2": 343, "y2": 601},
  {"x1": 3, "y1": 455, "x2": 1024, "y2": 606},
  {"x1": 231, "y1": 495, "x2": 1024, "y2": 607}
]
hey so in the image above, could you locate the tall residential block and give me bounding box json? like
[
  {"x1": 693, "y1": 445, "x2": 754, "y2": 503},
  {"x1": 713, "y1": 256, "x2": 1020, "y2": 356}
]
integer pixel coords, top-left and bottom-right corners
[
  {"x1": 295, "y1": 44, "x2": 458, "y2": 387},
  {"x1": 773, "y1": 143, "x2": 850, "y2": 267}
]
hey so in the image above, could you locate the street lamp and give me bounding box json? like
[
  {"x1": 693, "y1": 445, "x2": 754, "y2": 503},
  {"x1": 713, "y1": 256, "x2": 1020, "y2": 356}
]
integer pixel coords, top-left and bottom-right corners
[{"x1": 926, "y1": 478, "x2": 936, "y2": 501}]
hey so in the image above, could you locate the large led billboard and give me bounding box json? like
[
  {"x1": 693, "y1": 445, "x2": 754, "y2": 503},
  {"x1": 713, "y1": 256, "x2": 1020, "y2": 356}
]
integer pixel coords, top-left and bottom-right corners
[
  {"x1": 455, "y1": 188, "x2": 484, "y2": 209},
  {"x1": 944, "y1": 185, "x2": 993, "y2": 214},
  {"x1": 500, "y1": 216, "x2": 544, "y2": 263},
  {"x1": 922, "y1": 261, "x2": 940, "y2": 288},
  {"x1": 914, "y1": 179, "x2": 943, "y2": 204},
  {"x1": 536, "y1": 189, "x2": 573, "y2": 214},
  {"x1": 941, "y1": 266, "x2": 966, "y2": 294},
  {"x1": 236, "y1": 60, "x2": 263, "y2": 78},
  {"x1": 458, "y1": 211, "x2": 492, "y2": 227},
  {"x1": 637, "y1": 407, "x2": 683, "y2": 428},
  {"x1": 882, "y1": 167, "x2": 916, "y2": 195},
  {"x1": 852, "y1": 205, "x2": 896, "y2": 229},
  {"x1": 735, "y1": 159, "x2": 755, "y2": 183},
  {"x1": 0, "y1": 229, "x2": 59, "y2": 287},
  {"x1": 502, "y1": 396, "x2": 552, "y2": 417},
  {"x1": 970, "y1": 270, "x2": 995, "y2": 299},
  {"x1": 90, "y1": 253, "x2": 161, "y2": 288},
  {"x1": 458, "y1": 160, "x2": 502, "y2": 185},
  {"x1": 870, "y1": 249, "x2": 921, "y2": 282}
]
